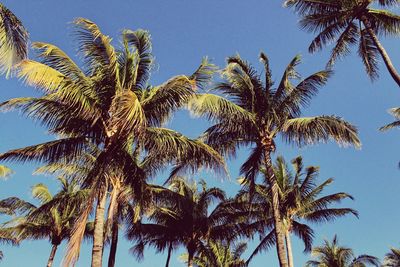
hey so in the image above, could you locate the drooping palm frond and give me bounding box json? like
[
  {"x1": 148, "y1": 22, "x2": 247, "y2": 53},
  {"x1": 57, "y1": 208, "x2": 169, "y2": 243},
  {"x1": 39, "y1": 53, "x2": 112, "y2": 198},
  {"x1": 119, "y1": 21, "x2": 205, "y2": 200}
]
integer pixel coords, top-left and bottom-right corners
[
  {"x1": 0, "y1": 137, "x2": 89, "y2": 164},
  {"x1": 121, "y1": 29, "x2": 153, "y2": 90},
  {"x1": 282, "y1": 116, "x2": 361, "y2": 148},
  {"x1": 141, "y1": 127, "x2": 226, "y2": 181},
  {"x1": 73, "y1": 18, "x2": 119, "y2": 79},
  {"x1": 0, "y1": 4, "x2": 28, "y2": 76}
]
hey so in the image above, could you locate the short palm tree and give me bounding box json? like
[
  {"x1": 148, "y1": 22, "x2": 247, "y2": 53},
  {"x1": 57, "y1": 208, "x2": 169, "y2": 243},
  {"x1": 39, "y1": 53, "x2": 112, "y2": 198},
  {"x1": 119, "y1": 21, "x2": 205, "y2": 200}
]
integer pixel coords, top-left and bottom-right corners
[
  {"x1": 0, "y1": 177, "x2": 88, "y2": 267},
  {"x1": 128, "y1": 178, "x2": 240, "y2": 267},
  {"x1": 285, "y1": 0, "x2": 400, "y2": 86},
  {"x1": 383, "y1": 247, "x2": 400, "y2": 267},
  {"x1": 0, "y1": 3, "x2": 28, "y2": 75},
  {"x1": 180, "y1": 240, "x2": 247, "y2": 267},
  {"x1": 242, "y1": 156, "x2": 358, "y2": 267},
  {"x1": 189, "y1": 52, "x2": 360, "y2": 267},
  {"x1": 306, "y1": 235, "x2": 380, "y2": 267},
  {"x1": 0, "y1": 19, "x2": 224, "y2": 267}
]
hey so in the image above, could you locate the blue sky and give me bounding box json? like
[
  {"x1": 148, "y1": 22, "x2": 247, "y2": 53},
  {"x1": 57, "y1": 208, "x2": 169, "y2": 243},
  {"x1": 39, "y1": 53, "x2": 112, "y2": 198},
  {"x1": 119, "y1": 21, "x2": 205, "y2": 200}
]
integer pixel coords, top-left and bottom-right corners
[{"x1": 0, "y1": 0, "x2": 400, "y2": 266}]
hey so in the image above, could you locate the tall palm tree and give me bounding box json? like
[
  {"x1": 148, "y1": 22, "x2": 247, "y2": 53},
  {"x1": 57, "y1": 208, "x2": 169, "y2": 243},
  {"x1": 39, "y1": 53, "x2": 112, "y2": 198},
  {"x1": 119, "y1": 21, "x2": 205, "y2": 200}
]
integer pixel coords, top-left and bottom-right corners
[
  {"x1": 285, "y1": 0, "x2": 400, "y2": 86},
  {"x1": 383, "y1": 247, "x2": 400, "y2": 267},
  {"x1": 180, "y1": 240, "x2": 248, "y2": 267},
  {"x1": 0, "y1": 177, "x2": 88, "y2": 267},
  {"x1": 306, "y1": 235, "x2": 379, "y2": 267},
  {"x1": 0, "y1": 3, "x2": 28, "y2": 76},
  {"x1": 242, "y1": 156, "x2": 358, "y2": 267},
  {"x1": 0, "y1": 19, "x2": 224, "y2": 267},
  {"x1": 189, "y1": 52, "x2": 360, "y2": 267},
  {"x1": 128, "y1": 178, "x2": 240, "y2": 267}
]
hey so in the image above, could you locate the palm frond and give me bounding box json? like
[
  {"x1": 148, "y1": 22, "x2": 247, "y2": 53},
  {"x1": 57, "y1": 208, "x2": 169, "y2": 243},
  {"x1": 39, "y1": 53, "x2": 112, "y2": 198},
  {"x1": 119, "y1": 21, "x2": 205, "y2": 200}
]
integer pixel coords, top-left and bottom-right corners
[
  {"x1": 281, "y1": 115, "x2": 361, "y2": 148},
  {"x1": 0, "y1": 4, "x2": 28, "y2": 76}
]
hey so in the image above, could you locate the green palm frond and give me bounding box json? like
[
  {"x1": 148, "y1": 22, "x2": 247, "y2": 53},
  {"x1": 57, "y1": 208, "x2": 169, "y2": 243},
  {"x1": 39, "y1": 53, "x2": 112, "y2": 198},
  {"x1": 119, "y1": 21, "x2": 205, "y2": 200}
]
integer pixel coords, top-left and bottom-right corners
[
  {"x1": 282, "y1": 116, "x2": 361, "y2": 148},
  {"x1": 121, "y1": 29, "x2": 153, "y2": 90},
  {"x1": 0, "y1": 137, "x2": 89, "y2": 164},
  {"x1": 359, "y1": 28, "x2": 380, "y2": 80},
  {"x1": 0, "y1": 4, "x2": 28, "y2": 76},
  {"x1": 73, "y1": 18, "x2": 119, "y2": 79},
  {"x1": 142, "y1": 76, "x2": 195, "y2": 126},
  {"x1": 108, "y1": 90, "x2": 146, "y2": 137},
  {"x1": 32, "y1": 42, "x2": 89, "y2": 84}
]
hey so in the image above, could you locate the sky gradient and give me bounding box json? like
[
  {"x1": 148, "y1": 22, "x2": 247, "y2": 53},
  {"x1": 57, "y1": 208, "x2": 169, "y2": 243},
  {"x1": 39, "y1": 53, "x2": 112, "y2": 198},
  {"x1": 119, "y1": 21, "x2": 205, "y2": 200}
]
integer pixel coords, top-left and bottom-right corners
[{"x1": 0, "y1": 0, "x2": 400, "y2": 266}]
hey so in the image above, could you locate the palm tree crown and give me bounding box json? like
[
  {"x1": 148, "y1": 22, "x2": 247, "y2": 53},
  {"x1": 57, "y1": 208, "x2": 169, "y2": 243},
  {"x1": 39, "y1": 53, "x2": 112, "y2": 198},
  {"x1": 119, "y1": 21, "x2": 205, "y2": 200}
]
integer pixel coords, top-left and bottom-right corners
[
  {"x1": 383, "y1": 247, "x2": 400, "y2": 267},
  {"x1": 242, "y1": 156, "x2": 358, "y2": 266},
  {"x1": 306, "y1": 235, "x2": 380, "y2": 267},
  {"x1": 0, "y1": 177, "x2": 88, "y2": 267},
  {"x1": 285, "y1": 0, "x2": 400, "y2": 86},
  {"x1": 128, "y1": 177, "x2": 240, "y2": 267}
]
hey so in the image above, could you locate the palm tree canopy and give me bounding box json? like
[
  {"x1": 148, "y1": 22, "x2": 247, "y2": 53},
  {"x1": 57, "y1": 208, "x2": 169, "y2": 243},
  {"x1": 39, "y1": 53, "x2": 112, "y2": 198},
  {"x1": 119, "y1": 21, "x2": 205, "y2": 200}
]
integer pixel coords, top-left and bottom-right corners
[
  {"x1": 306, "y1": 235, "x2": 380, "y2": 267},
  {"x1": 127, "y1": 177, "x2": 241, "y2": 261},
  {"x1": 284, "y1": 0, "x2": 400, "y2": 80},
  {"x1": 0, "y1": 177, "x2": 88, "y2": 245},
  {"x1": 189, "y1": 53, "x2": 360, "y2": 187},
  {"x1": 383, "y1": 247, "x2": 400, "y2": 267},
  {"x1": 239, "y1": 156, "x2": 357, "y2": 263},
  {"x1": 180, "y1": 240, "x2": 248, "y2": 267}
]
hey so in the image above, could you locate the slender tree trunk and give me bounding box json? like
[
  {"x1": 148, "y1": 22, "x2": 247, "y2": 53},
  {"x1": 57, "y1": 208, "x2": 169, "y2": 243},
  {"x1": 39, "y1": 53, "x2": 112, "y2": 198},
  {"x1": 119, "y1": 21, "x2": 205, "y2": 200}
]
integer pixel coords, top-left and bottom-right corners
[
  {"x1": 107, "y1": 185, "x2": 121, "y2": 267},
  {"x1": 91, "y1": 188, "x2": 107, "y2": 267},
  {"x1": 188, "y1": 251, "x2": 194, "y2": 267},
  {"x1": 46, "y1": 244, "x2": 58, "y2": 267},
  {"x1": 285, "y1": 231, "x2": 294, "y2": 267},
  {"x1": 107, "y1": 217, "x2": 119, "y2": 267},
  {"x1": 361, "y1": 16, "x2": 400, "y2": 87},
  {"x1": 262, "y1": 139, "x2": 288, "y2": 267},
  {"x1": 165, "y1": 242, "x2": 173, "y2": 267}
]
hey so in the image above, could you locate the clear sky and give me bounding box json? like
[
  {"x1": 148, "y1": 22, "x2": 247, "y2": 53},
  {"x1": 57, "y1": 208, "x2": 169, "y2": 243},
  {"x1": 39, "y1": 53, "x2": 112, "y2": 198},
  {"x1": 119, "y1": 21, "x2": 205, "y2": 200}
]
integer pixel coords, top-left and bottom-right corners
[{"x1": 0, "y1": 0, "x2": 400, "y2": 266}]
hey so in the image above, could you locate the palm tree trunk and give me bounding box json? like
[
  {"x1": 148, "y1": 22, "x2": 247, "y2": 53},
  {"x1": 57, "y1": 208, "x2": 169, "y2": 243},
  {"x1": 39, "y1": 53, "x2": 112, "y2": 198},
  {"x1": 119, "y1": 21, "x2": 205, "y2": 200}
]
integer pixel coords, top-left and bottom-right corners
[
  {"x1": 262, "y1": 141, "x2": 288, "y2": 267},
  {"x1": 91, "y1": 188, "x2": 107, "y2": 267},
  {"x1": 285, "y1": 231, "x2": 294, "y2": 267},
  {"x1": 46, "y1": 244, "x2": 58, "y2": 267},
  {"x1": 188, "y1": 251, "x2": 194, "y2": 267},
  {"x1": 165, "y1": 242, "x2": 173, "y2": 267},
  {"x1": 361, "y1": 16, "x2": 400, "y2": 87},
  {"x1": 107, "y1": 217, "x2": 119, "y2": 267},
  {"x1": 107, "y1": 185, "x2": 121, "y2": 267}
]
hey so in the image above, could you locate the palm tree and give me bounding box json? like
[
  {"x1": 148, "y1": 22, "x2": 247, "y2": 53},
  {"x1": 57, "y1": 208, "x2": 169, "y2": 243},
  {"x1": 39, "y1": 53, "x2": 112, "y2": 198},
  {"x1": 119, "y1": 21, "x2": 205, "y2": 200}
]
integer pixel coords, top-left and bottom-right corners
[
  {"x1": 306, "y1": 235, "x2": 379, "y2": 267},
  {"x1": 128, "y1": 178, "x2": 240, "y2": 267},
  {"x1": 0, "y1": 19, "x2": 224, "y2": 267},
  {"x1": 242, "y1": 156, "x2": 358, "y2": 267},
  {"x1": 383, "y1": 247, "x2": 400, "y2": 267},
  {"x1": 0, "y1": 3, "x2": 28, "y2": 76},
  {"x1": 0, "y1": 177, "x2": 88, "y2": 267},
  {"x1": 284, "y1": 0, "x2": 400, "y2": 86},
  {"x1": 180, "y1": 240, "x2": 248, "y2": 267},
  {"x1": 189, "y1": 52, "x2": 360, "y2": 267}
]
